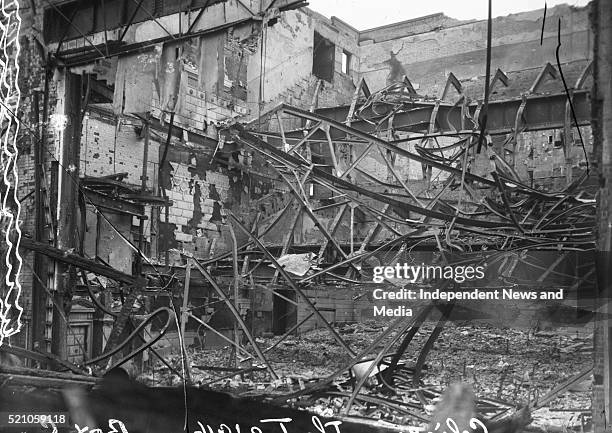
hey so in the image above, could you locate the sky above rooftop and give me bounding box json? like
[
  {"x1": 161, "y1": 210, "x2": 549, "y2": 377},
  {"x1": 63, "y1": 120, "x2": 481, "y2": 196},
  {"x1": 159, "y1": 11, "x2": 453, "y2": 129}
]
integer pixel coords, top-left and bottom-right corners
[{"x1": 306, "y1": 0, "x2": 590, "y2": 30}]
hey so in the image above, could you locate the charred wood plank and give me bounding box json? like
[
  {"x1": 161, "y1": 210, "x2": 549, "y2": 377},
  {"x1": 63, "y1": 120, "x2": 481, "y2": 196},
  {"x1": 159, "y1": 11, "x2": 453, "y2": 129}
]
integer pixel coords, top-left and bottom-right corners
[
  {"x1": 0, "y1": 364, "x2": 99, "y2": 384},
  {"x1": 20, "y1": 237, "x2": 137, "y2": 285},
  {"x1": 0, "y1": 345, "x2": 86, "y2": 374}
]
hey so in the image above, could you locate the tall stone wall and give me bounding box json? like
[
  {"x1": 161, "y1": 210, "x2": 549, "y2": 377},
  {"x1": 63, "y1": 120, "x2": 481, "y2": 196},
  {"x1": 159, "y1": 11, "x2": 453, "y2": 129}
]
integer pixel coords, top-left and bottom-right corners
[{"x1": 357, "y1": 4, "x2": 591, "y2": 96}]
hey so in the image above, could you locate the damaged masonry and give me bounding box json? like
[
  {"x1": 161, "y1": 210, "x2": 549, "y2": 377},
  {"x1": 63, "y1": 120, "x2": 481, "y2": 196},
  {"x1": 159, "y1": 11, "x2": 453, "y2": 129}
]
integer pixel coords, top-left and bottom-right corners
[{"x1": 0, "y1": 0, "x2": 611, "y2": 432}]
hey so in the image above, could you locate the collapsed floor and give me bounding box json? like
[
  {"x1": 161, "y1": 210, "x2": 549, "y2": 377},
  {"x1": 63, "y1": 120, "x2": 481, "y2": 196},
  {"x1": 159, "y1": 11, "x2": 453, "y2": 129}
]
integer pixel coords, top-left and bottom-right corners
[
  {"x1": 141, "y1": 320, "x2": 593, "y2": 432},
  {"x1": 2, "y1": 2, "x2": 610, "y2": 432}
]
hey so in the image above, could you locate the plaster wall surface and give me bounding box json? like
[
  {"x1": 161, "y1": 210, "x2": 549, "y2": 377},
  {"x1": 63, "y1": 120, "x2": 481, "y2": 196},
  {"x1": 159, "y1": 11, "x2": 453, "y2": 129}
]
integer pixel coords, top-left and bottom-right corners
[
  {"x1": 81, "y1": 112, "x2": 161, "y2": 186},
  {"x1": 359, "y1": 13, "x2": 464, "y2": 43},
  {"x1": 357, "y1": 5, "x2": 591, "y2": 96}
]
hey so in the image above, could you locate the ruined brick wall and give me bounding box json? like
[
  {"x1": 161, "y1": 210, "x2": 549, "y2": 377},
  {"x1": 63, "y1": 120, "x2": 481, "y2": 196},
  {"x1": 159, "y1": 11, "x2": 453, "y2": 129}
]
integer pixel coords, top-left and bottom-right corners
[
  {"x1": 13, "y1": 0, "x2": 57, "y2": 347},
  {"x1": 79, "y1": 103, "x2": 286, "y2": 266},
  {"x1": 247, "y1": 8, "x2": 361, "y2": 130},
  {"x1": 153, "y1": 141, "x2": 282, "y2": 261},
  {"x1": 163, "y1": 158, "x2": 233, "y2": 257},
  {"x1": 79, "y1": 113, "x2": 239, "y2": 261},
  {"x1": 515, "y1": 125, "x2": 593, "y2": 187},
  {"x1": 67, "y1": 6, "x2": 369, "y2": 263}
]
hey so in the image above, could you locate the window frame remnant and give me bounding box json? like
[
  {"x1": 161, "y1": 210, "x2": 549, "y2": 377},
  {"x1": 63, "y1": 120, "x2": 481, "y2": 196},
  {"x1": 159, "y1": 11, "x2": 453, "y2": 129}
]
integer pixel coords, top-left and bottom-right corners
[
  {"x1": 312, "y1": 31, "x2": 335, "y2": 83},
  {"x1": 341, "y1": 50, "x2": 351, "y2": 75}
]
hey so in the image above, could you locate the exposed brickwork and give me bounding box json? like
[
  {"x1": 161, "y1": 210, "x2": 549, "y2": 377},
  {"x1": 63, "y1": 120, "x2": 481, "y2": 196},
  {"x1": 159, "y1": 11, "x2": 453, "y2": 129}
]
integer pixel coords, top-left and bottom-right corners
[{"x1": 12, "y1": 0, "x2": 56, "y2": 347}]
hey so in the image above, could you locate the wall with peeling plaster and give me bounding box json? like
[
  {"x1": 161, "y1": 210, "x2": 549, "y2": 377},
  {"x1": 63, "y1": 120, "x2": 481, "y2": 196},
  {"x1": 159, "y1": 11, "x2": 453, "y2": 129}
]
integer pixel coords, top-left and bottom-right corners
[
  {"x1": 70, "y1": 3, "x2": 371, "y2": 259},
  {"x1": 80, "y1": 112, "x2": 284, "y2": 260},
  {"x1": 81, "y1": 111, "x2": 161, "y2": 185}
]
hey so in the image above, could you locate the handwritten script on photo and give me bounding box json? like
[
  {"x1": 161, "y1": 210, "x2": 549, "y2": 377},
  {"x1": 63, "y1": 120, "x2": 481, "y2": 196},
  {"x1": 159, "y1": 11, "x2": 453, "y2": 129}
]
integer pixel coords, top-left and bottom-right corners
[{"x1": 39, "y1": 416, "x2": 489, "y2": 433}]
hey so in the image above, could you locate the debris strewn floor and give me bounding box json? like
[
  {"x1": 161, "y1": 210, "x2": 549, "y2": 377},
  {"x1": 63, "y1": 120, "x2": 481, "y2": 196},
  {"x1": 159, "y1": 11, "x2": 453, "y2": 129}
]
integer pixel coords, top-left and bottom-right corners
[{"x1": 142, "y1": 321, "x2": 592, "y2": 431}]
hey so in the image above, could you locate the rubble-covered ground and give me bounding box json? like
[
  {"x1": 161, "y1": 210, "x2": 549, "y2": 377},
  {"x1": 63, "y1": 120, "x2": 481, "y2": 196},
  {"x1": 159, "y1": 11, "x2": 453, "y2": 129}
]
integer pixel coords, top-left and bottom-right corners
[{"x1": 141, "y1": 321, "x2": 593, "y2": 432}]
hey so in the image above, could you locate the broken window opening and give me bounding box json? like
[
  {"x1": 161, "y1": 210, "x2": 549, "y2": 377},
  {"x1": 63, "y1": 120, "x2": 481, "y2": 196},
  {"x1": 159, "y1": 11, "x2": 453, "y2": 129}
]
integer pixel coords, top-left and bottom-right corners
[
  {"x1": 312, "y1": 32, "x2": 335, "y2": 83},
  {"x1": 85, "y1": 74, "x2": 115, "y2": 104},
  {"x1": 341, "y1": 50, "x2": 351, "y2": 75}
]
